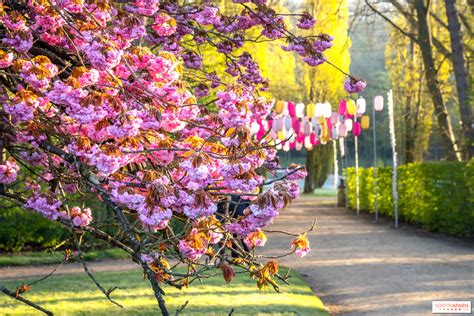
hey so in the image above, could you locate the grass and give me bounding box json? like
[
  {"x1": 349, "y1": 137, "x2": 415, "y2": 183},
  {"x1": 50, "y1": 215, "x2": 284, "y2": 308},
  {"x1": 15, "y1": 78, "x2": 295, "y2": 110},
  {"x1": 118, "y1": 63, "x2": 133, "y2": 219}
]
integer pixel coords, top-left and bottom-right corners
[
  {"x1": 0, "y1": 268, "x2": 328, "y2": 316},
  {"x1": 0, "y1": 249, "x2": 129, "y2": 267},
  {"x1": 305, "y1": 188, "x2": 337, "y2": 198}
]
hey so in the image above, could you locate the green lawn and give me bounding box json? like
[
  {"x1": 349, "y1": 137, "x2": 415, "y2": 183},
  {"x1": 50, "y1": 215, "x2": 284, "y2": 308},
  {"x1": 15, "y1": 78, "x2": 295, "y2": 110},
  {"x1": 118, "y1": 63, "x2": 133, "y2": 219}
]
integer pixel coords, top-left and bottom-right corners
[
  {"x1": 0, "y1": 268, "x2": 328, "y2": 315},
  {"x1": 0, "y1": 249, "x2": 129, "y2": 267}
]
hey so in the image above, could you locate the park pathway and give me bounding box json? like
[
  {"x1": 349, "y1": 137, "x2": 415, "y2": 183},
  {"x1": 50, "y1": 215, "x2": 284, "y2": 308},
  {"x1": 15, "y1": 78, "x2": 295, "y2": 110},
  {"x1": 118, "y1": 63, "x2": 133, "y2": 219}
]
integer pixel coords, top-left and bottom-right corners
[{"x1": 260, "y1": 196, "x2": 474, "y2": 315}]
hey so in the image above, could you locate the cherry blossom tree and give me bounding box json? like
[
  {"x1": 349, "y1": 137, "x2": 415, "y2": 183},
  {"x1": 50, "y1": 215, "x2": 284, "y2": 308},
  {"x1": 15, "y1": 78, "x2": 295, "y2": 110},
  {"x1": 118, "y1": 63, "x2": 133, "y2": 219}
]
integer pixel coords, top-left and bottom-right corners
[{"x1": 0, "y1": 0, "x2": 365, "y2": 314}]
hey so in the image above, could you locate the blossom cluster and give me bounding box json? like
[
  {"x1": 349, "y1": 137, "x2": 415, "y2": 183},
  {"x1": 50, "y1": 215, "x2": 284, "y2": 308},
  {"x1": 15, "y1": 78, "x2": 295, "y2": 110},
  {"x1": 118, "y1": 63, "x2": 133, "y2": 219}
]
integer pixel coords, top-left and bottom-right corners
[{"x1": 0, "y1": 0, "x2": 365, "y2": 285}]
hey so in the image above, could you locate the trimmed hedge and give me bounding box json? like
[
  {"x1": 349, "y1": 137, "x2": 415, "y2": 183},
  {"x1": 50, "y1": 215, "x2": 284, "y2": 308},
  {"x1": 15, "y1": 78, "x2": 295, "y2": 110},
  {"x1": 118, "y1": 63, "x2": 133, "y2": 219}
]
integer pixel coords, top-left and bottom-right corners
[{"x1": 346, "y1": 160, "x2": 474, "y2": 237}]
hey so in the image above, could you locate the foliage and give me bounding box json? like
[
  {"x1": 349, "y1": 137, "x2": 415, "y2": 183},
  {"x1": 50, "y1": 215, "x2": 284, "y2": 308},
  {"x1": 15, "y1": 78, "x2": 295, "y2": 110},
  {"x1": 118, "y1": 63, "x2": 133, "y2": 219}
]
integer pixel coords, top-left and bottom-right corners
[
  {"x1": 0, "y1": 0, "x2": 365, "y2": 313},
  {"x1": 346, "y1": 160, "x2": 474, "y2": 237},
  {"x1": 0, "y1": 268, "x2": 328, "y2": 315}
]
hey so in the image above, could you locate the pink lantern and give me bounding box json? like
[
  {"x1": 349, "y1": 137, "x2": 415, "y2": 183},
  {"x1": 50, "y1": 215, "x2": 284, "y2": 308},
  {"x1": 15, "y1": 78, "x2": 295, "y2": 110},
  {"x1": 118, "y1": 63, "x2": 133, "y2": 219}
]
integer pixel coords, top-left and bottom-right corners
[
  {"x1": 326, "y1": 118, "x2": 332, "y2": 131},
  {"x1": 339, "y1": 123, "x2": 347, "y2": 137},
  {"x1": 310, "y1": 132, "x2": 318, "y2": 145},
  {"x1": 296, "y1": 131, "x2": 305, "y2": 143},
  {"x1": 338, "y1": 99, "x2": 347, "y2": 115},
  {"x1": 287, "y1": 101, "x2": 296, "y2": 117},
  {"x1": 292, "y1": 117, "x2": 301, "y2": 133},
  {"x1": 331, "y1": 112, "x2": 339, "y2": 124},
  {"x1": 290, "y1": 141, "x2": 296, "y2": 149},
  {"x1": 374, "y1": 95, "x2": 384, "y2": 111},
  {"x1": 353, "y1": 122, "x2": 361, "y2": 136},
  {"x1": 256, "y1": 121, "x2": 265, "y2": 139}
]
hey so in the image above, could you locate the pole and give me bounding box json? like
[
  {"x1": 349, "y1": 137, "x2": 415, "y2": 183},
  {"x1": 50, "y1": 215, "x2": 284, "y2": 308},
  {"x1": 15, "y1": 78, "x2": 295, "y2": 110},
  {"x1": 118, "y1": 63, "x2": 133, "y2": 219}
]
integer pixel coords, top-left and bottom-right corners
[
  {"x1": 355, "y1": 133, "x2": 360, "y2": 215},
  {"x1": 387, "y1": 89, "x2": 399, "y2": 228},
  {"x1": 333, "y1": 139, "x2": 338, "y2": 207},
  {"x1": 372, "y1": 102, "x2": 379, "y2": 223},
  {"x1": 344, "y1": 137, "x2": 349, "y2": 209}
]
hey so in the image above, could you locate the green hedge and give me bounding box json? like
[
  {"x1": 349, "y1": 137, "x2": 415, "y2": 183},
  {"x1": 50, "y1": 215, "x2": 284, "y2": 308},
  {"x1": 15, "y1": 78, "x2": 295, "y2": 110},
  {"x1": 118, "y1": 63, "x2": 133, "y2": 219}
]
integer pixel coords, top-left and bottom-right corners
[{"x1": 346, "y1": 160, "x2": 474, "y2": 237}]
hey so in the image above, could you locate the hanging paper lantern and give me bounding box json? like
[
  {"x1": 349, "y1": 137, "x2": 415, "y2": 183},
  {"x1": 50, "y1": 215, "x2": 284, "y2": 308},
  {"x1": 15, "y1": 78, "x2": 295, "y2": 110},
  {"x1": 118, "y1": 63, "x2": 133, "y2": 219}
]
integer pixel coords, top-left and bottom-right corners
[
  {"x1": 331, "y1": 127, "x2": 338, "y2": 139},
  {"x1": 295, "y1": 141, "x2": 303, "y2": 151},
  {"x1": 338, "y1": 99, "x2": 347, "y2": 115},
  {"x1": 296, "y1": 103, "x2": 305, "y2": 118},
  {"x1": 361, "y1": 115, "x2": 370, "y2": 129},
  {"x1": 292, "y1": 117, "x2": 301, "y2": 133},
  {"x1": 275, "y1": 100, "x2": 285, "y2": 114},
  {"x1": 283, "y1": 141, "x2": 290, "y2": 152},
  {"x1": 326, "y1": 117, "x2": 332, "y2": 131},
  {"x1": 374, "y1": 95, "x2": 384, "y2": 111},
  {"x1": 346, "y1": 99, "x2": 356, "y2": 115},
  {"x1": 314, "y1": 123, "x2": 321, "y2": 138},
  {"x1": 250, "y1": 121, "x2": 260, "y2": 135},
  {"x1": 269, "y1": 130, "x2": 277, "y2": 139},
  {"x1": 306, "y1": 103, "x2": 315, "y2": 117},
  {"x1": 256, "y1": 121, "x2": 265, "y2": 139},
  {"x1": 290, "y1": 141, "x2": 296, "y2": 149},
  {"x1": 331, "y1": 112, "x2": 339, "y2": 124},
  {"x1": 297, "y1": 131, "x2": 305, "y2": 143},
  {"x1": 310, "y1": 132, "x2": 318, "y2": 145},
  {"x1": 277, "y1": 130, "x2": 285, "y2": 141},
  {"x1": 304, "y1": 136, "x2": 312, "y2": 150},
  {"x1": 272, "y1": 119, "x2": 279, "y2": 132},
  {"x1": 353, "y1": 122, "x2": 361, "y2": 136},
  {"x1": 276, "y1": 142, "x2": 282, "y2": 150},
  {"x1": 282, "y1": 102, "x2": 289, "y2": 115},
  {"x1": 339, "y1": 137, "x2": 345, "y2": 157},
  {"x1": 314, "y1": 103, "x2": 324, "y2": 117},
  {"x1": 344, "y1": 118, "x2": 353, "y2": 132},
  {"x1": 287, "y1": 101, "x2": 296, "y2": 117},
  {"x1": 276, "y1": 117, "x2": 284, "y2": 131},
  {"x1": 284, "y1": 116, "x2": 292, "y2": 130},
  {"x1": 339, "y1": 122, "x2": 347, "y2": 137},
  {"x1": 304, "y1": 121, "x2": 311, "y2": 136},
  {"x1": 356, "y1": 97, "x2": 366, "y2": 114},
  {"x1": 323, "y1": 102, "x2": 332, "y2": 118},
  {"x1": 311, "y1": 116, "x2": 318, "y2": 128}
]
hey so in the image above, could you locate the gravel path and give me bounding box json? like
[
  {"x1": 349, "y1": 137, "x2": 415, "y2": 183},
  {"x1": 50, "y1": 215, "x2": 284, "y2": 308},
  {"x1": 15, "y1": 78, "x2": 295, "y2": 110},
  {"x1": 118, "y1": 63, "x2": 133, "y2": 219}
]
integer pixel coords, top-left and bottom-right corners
[
  {"x1": 259, "y1": 196, "x2": 474, "y2": 315},
  {"x1": 1, "y1": 196, "x2": 473, "y2": 315}
]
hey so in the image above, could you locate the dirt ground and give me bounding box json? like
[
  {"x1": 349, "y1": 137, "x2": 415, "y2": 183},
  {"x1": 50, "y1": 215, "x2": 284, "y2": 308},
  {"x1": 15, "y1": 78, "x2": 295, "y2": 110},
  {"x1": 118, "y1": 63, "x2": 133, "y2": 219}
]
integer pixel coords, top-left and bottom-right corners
[{"x1": 1, "y1": 196, "x2": 473, "y2": 315}]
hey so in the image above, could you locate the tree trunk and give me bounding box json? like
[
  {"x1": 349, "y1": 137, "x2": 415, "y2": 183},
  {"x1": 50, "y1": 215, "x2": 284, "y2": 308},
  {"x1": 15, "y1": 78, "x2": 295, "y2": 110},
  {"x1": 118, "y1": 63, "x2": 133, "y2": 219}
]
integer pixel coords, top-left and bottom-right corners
[
  {"x1": 414, "y1": 0, "x2": 462, "y2": 161},
  {"x1": 304, "y1": 149, "x2": 315, "y2": 193},
  {"x1": 444, "y1": 0, "x2": 473, "y2": 159}
]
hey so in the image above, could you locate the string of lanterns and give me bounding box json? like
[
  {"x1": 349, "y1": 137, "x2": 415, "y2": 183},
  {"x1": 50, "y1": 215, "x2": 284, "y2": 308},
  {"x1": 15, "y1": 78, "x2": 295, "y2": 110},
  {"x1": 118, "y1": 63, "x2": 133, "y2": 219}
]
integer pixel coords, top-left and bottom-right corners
[{"x1": 251, "y1": 98, "x2": 373, "y2": 150}]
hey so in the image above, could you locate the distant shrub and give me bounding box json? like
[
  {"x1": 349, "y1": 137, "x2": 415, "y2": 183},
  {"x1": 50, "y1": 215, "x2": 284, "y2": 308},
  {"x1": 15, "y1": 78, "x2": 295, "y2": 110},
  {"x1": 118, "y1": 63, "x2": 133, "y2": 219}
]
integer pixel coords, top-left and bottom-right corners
[{"x1": 346, "y1": 160, "x2": 474, "y2": 237}]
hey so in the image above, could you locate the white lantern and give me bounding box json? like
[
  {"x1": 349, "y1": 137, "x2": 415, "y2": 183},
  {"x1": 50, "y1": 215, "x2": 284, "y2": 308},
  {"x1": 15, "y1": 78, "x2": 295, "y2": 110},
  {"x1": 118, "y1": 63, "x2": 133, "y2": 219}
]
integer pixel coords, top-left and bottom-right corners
[
  {"x1": 314, "y1": 103, "x2": 324, "y2": 117},
  {"x1": 283, "y1": 142, "x2": 290, "y2": 152},
  {"x1": 304, "y1": 136, "x2": 312, "y2": 149},
  {"x1": 344, "y1": 118, "x2": 353, "y2": 132},
  {"x1": 276, "y1": 142, "x2": 282, "y2": 150},
  {"x1": 250, "y1": 121, "x2": 260, "y2": 135},
  {"x1": 323, "y1": 102, "x2": 332, "y2": 118},
  {"x1": 282, "y1": 102, "x2": 289, "y2": 115},
  {"x1": 356, "y1": 97, "x2": 366, "y2": 114},
  {"x1": 295, "y1": 141, "x2": 303, "y2": 151},
  {"x1": 374, "y1": 95, "x2": 384, "y2": 111},
  {"x1": 296, "y1": 103, "x2": 305, "y2": 118}
]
